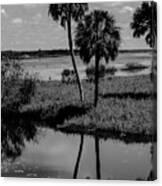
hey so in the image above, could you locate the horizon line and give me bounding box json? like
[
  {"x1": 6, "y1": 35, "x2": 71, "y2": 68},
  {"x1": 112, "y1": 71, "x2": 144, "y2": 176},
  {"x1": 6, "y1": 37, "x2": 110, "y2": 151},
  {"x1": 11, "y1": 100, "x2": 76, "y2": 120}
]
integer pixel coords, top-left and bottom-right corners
[{"x1": 1, "y1": 48, "x2": 152, "y2": 52}]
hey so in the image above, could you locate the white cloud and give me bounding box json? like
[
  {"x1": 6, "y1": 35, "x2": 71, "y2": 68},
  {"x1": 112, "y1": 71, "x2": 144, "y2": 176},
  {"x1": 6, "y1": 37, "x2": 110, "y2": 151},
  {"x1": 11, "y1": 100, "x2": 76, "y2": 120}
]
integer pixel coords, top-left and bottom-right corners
[
  {"x1": 1, "y1": 8, "x2": 7, "y2": 17},
  {"x1": 23, "y1": 4, "x2": 37, "y2": 8},
  {"x1": 12, "y1": 18, "x2": 23, "y2": 24},
  {"x1": 91, "y1": 2, "x2": 124, "y2": 11},
  {"x1": 108, "y1": 2, "x2": 123, "y2": 7},
  {"x1": 32, "y1": 13, "x2": 42, "y2": 24},
  {"x1": 120, "y1": 6, "x2": 134, "y2": 14}
]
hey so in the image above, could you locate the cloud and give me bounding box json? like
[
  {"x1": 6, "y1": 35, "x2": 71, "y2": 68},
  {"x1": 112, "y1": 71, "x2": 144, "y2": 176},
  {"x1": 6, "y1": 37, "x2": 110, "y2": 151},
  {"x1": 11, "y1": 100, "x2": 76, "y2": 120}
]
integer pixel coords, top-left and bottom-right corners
[
  {"x1": 120, "y1": 6, "x2": 134, "y2": 14},
  {"x1": 32, "y1": 13, "x2": 42, "y2": 24},
  {"x1": 23, "y1": 4, "x2": 37, "y2": 8},
  {"x1": 1, "y1": 8, "x2": 7, "y2": 17},
  {"x1": 90, "y1": 2, "x2": 124, "y2": 11},
  {"x1": 108, "y1": 2, "x2": 123, "y2": 7},
  {"x1": 12, "y1": 18, "x2": 23, "y2": 24}
]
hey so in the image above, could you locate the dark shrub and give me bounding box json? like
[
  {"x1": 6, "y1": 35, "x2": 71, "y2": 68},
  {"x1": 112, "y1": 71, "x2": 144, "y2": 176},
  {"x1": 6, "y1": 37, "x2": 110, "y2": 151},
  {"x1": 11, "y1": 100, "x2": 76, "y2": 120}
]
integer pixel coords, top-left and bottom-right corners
[
  {"x1": 1, "y1": 60, "x2": 37, "y2": 112},
  {"x1": 86, "y1": 64, "x2": 106, "y2": 82},
  {"x1": 61, "y1": 69, "x2": 77, "y2": 83},
  {"x1": 19, "y1": 73, "x2": 36, "y2": 105},
  {"x1": 105, "y1": 67, "x2": 117, "y2": 75},
  {"x1": 61, "y1": 69, "x2": 71, "y2": 77},
  {"x1": 122, "y1": 63, "x2": 148, "y2": 71}
]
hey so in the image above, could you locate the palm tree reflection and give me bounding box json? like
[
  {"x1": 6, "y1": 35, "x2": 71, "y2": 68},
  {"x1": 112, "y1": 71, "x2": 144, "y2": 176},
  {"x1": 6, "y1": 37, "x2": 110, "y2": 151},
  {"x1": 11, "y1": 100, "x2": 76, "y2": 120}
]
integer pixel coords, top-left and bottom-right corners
[
  {"x1": 147, "y1": 142, "x2": 157, "y2": 180},
  {"x1": 95, "y1": 135, "x2": 101, "y2": 179},
  {"x1": 1, "y1": 112, "x2": 38, "y2": 160},
  {"x1": 73, "y1": 133, "x2": 102, "y2": 179},
  {"x1": 73, "y1": 134, "x2": 84, "y2": 179}
]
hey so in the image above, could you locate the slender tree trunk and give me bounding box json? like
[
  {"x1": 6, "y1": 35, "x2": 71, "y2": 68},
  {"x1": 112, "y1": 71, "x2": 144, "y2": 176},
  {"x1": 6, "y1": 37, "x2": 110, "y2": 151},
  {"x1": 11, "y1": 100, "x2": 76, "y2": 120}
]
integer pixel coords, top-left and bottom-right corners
[
  {"x1": 151, "y1": 1, "x2": 157, "y2": 85},
  {"x1": 150, "y1": 5, "x2": 157, "y2": 169},
  {"x1": 67, "y1": 16, "x2": 84, "y2": 102},
  {"x1": 95, "y1": 135, "x2": 101, "y2": 179},
  {"x1": 73, "y1": 134, "x2": 84, "y2": 179},
  {"x1": 151, "y1": 36, "x2": 157, "y2": 84},
  {"x1": 94, "y1": 55, "x2": 99, "y2": 107},
  {"x1": 151, "y1": 7, "x2": 157, "y2": 179}
]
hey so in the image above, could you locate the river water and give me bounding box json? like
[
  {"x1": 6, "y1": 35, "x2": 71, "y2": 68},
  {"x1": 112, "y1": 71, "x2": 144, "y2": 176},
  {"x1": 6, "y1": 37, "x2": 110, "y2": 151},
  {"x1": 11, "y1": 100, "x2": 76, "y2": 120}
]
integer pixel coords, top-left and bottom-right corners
[
  {"x1": 21, "y1": 52, "x2": 152, "y2": 81},
  {"x1": 2, "y1": 127, "x2": 153, "y2": 180}
]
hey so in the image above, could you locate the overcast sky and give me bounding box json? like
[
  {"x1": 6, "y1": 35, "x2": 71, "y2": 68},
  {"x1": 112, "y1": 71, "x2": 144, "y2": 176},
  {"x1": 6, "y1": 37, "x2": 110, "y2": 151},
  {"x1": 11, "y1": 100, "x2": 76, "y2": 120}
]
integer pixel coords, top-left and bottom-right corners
[{"x1": 1, "y1": 2, "x2": 150, "y2": 51}]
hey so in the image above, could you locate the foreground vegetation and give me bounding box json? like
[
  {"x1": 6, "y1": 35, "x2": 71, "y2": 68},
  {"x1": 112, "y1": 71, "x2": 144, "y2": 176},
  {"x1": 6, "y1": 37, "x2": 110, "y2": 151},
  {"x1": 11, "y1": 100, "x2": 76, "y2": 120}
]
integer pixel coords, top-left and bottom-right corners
[
  {"x1": 2, "y1": 58, "x2": 155, "y2": 143},
  {"x1": 13, "y1": 75, "x2": 155, "y2": 142},
  {"x1": 2, "y1": 59, "x2": 156, "y2": 143}
]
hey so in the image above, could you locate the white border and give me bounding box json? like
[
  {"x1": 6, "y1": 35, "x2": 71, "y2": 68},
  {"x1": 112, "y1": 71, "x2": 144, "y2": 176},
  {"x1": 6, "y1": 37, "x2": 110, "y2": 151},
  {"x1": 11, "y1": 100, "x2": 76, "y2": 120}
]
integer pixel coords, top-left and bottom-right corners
[{"x1": 1, "y1": 0, "x2": 162, "y2": 186}]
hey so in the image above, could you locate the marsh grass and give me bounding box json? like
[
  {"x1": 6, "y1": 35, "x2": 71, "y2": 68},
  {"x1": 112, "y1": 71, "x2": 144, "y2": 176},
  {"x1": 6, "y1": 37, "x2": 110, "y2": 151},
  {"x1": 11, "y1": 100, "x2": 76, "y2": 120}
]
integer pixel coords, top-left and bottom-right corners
[{"x1": 12, "y1": 75, "x2": 155, "y2": 142}]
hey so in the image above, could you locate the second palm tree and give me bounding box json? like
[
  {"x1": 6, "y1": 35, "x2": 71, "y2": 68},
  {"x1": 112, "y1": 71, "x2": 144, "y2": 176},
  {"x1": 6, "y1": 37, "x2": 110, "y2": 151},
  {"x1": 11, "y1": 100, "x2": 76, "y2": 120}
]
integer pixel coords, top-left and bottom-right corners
[{"x1": 75, "y1": 10, "x2": 121, "y2": 107}]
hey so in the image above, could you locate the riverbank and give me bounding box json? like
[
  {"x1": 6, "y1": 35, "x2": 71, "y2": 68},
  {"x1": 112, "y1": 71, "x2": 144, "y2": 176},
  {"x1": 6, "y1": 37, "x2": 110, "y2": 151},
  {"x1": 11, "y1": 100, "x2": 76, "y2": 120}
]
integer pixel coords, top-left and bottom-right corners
[{"x1": 10, "y1": 74, "x2": 155, "y2": 143}]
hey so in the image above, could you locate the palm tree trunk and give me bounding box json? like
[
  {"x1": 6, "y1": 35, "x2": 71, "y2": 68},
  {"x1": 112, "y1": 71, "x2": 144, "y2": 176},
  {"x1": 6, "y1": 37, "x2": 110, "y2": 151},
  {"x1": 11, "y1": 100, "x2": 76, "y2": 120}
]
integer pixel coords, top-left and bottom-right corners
[
  {"x1": 67, "y1": 16, "x2": 84, "y2": 102},
  {"x1": 151, "y1": 1, "x2": 157, "y2": 85},
  {"x1": 94, "y1": 54, "x2": 99, "y2": 107},
  {"x1": 151, "y1": 35, "x2": 156, "y2": 84},
  {"x1": 152, "y1": 36, "x2": 157, "y2": 85},
  {"x1": 151, "y1": 2, "x2": 157, "y2": 150}
]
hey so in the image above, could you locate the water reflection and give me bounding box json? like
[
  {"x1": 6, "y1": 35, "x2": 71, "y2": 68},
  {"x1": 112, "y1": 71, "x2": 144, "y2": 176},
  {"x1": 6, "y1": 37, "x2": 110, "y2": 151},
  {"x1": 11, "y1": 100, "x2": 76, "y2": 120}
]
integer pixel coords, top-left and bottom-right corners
[
  {"x1": 95, "y1": 135, "x2": 101, "y2": 179},
  {"x1": 73, "y1": 134, "x2": 84, "y2": 179},
  {"x1": 73, "y1": 134, "x2": 102, "y2": 180},
  {"x1": 147, "y1": 143, "x2": 157, "y2": 180},
  {"x1": 1, "y1": 114, "x2": 155, "y2": 180},
  {"x1": 1, "y1": 112, "x2": 38, "y2": 160}
]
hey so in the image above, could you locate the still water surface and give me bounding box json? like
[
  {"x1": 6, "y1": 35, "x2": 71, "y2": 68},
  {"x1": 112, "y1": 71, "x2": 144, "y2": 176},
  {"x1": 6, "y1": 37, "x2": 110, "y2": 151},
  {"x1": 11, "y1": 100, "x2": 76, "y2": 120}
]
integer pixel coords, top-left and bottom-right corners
[
  {"x1": 2, "y1": 127, "x2": 152, "y2": 180},
  {"x1": 21, "y1": 52, "x2": 152, "y2": 80}
]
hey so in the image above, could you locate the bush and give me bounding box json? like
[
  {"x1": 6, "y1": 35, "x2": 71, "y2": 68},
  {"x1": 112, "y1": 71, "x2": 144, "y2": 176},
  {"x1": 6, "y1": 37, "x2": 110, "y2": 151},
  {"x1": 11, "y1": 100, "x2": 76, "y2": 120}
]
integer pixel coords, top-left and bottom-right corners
[
  {"x1": 122, "y1": 63, "x2": 148, "y2": 71},
  {"x1": 86, "y1": 64, "x2": 106, "y2": 82},
  {"x1": 1, "y1": 60, "x2": 37, "y2": 112},
  {"x1": 105, "y1": 67, "x2": 117, "y2": 75},
  {"x1": 61, "y1": 69, "x2": 71, "y2": 77},
  {"x1": 61, "y1": 69, "x2": 77, "y2": 83}
]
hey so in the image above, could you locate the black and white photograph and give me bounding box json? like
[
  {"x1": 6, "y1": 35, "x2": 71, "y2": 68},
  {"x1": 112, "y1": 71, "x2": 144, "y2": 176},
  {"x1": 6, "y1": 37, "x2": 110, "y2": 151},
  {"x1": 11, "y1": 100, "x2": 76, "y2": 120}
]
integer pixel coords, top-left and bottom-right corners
[{"x1": 1, "y1": 1, "x2": 157, "y2": 181}]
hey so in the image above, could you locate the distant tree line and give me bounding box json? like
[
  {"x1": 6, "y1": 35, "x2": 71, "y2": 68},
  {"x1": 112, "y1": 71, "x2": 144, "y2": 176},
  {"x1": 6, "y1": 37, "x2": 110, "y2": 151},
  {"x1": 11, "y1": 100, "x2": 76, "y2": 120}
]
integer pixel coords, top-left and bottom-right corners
[
  {"x1": 1, "y1": 49, "x2": 79, "y2": 60},
  {"x1": 1, "y1": 49, "x2": 152, "y2": 61}
]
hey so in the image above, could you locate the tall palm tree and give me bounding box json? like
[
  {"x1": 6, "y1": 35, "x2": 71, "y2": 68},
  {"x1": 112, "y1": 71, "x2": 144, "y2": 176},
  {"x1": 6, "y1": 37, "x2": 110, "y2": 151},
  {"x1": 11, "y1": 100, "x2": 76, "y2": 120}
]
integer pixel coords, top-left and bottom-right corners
[
  {"x1": 48, "y1": 3, "x2": 88, "y2": 102},
  {"x1": 75, "y1": 10, "x2": 120, "y2": 107},
  {"x1": 130, "y1": 2, "x2": 157, "y2": 82}
]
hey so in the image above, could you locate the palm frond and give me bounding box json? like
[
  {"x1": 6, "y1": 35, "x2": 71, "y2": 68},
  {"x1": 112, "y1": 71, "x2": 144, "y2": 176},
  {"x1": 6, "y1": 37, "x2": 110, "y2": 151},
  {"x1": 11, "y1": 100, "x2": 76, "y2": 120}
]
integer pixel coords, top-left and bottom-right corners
[
  {"x1": 75, "y1": 10, "x2": 121, "y2": 64},
  {"x1": 48, "y1": 3, "x2": 88, "y2": 29},
  {"x1": 130, "y1": 2, "x2": 157, "y2": 48}
]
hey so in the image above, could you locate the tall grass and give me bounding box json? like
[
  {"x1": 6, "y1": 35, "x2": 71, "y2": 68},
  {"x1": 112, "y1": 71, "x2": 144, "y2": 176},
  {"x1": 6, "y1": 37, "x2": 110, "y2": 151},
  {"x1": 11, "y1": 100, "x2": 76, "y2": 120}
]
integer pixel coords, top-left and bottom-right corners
[{"x1": 1, "y1": 60, "x2": 37, "y2": 112}]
